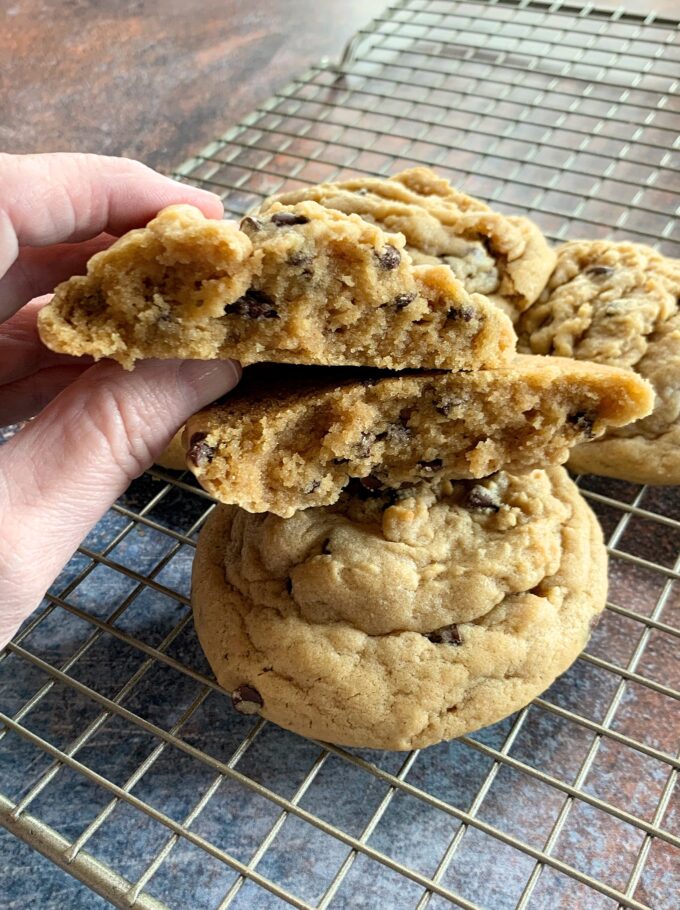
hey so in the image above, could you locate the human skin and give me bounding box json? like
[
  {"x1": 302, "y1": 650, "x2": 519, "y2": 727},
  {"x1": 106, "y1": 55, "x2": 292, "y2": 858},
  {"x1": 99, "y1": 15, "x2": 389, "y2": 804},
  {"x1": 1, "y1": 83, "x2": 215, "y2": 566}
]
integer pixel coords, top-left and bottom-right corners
[{"x1": 0, "y1": 153, "x2": 241, "y2": 646}]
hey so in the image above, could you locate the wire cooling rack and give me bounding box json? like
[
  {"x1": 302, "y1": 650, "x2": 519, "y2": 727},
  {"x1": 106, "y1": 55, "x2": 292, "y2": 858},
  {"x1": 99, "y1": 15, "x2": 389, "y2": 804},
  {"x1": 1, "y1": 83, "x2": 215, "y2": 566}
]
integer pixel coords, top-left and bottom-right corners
[{"x1": 1, "y1": 1, "x2": 679, "y2": 908}]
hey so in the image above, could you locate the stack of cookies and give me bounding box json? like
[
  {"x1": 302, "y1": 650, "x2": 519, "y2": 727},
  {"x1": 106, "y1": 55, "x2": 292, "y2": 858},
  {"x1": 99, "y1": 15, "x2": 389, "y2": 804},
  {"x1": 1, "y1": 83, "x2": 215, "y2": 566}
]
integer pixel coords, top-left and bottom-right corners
[{"x1": 39, "y1": 169, "x2": 657, "y2": 750}]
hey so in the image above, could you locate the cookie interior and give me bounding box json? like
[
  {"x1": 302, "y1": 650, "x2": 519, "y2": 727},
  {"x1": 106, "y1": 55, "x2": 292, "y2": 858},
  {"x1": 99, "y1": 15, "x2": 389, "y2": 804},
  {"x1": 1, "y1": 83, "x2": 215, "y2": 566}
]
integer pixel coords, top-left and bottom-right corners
[
  {"x1": 185, "y1": 355, "x2": 653, "y2": 517},
  {"x1": 38, "y1": 200, "x2": 515, "y2": 371}
]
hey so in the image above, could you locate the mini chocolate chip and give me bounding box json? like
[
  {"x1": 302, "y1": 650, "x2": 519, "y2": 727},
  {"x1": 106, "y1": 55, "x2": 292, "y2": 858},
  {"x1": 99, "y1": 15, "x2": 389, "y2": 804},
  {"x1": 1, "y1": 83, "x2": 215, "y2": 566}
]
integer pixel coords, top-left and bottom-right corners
[
  {"x1": 585, "y1": 265, "x2": 615, "y2": 278},
  {"x1": 193, "y1": 279, "x2": 203, "y2": 290},
  {"x1": 393, "y1": 292, "x2": 417, "y2": 310},
  {"x1": 418, "y1": 458, "x2": 443, "y2": 473},
  {"x1": 188, "y1": 433, "x2": 215, "y2": 468},
  {"x1": 569, "y1": 411, "x2": 595, "y2": 439},
  {"x1": 240, "y1": 215, "x2": 263, "y2": 233},
  {"x1": 466, "y1": 485, "x2": 501, "y2": 511},
  {"x1": 306, "y1": 479, "x2": 321, "y2": 494},
  {"x1": 426, "y1": 624, "x2": 462, "y2": 645},
  {"x1": 359, "y1": 474, "x2": 384, "y2": 491},
  {"x1": 447, "y1": 306, "x2": 475, "y2": 322},
  {"x1": 224, "y1": 288, "x2": 278, "y2": 319},
  {"x1": 376, "y1": 245, "x2": 401, "y2": 270},
  {"x1": 321, "y1": 538, "x2": 332, "y2": 554},
  {"x1": 232, "y1": 684, "x2": 263, "y2": 715},
  {"x1": 356, "y1": 431, "x2": 374, "y2": 458},
  {"x1": 271, "y1": 211, "x2": 310, "y2": 226},
  {"x1": 288, "y1": 251, "x2": 313, "y2": 266}
]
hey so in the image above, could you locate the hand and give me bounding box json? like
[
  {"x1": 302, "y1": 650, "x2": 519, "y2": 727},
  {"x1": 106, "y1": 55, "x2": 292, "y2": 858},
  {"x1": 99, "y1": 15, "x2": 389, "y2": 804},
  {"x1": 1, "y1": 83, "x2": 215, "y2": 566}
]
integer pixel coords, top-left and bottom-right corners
[{"x1": 0, "y1": 153, "x2": 240, "y2": 647}]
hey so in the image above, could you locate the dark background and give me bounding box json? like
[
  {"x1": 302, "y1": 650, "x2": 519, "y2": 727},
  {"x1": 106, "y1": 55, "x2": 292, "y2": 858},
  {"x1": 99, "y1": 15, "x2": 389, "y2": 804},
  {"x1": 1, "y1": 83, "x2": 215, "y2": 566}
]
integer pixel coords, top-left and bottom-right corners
[{"x1": 2, "y1": 0, "x2": 676, "y2": 173}]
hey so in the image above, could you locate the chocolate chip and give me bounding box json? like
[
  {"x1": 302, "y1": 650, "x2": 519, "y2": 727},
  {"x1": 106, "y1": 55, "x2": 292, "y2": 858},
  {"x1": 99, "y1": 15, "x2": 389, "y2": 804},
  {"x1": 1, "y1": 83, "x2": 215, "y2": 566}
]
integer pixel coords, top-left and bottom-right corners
[
  {"x1": 288, "y1": 251, "x2": 313, "y2": 266},
  {"x1": 447, "y1": 306, "x2": 474, "y2": 322},
  {"x1": 376, "y1": 245, "x2": 401, "y2": 270},
  {"x1": 466, "y1": 485, "x2": 501, "y2": 511},
  {"x1": 585, "y1": 265, "x2": 615, "y2": 278},
  {"x1": 188, "y1": 432, "x2": 215, "y2": 468},
  {"x1": 321, "y1": 538, "x2": 332, "y2": 555},
  {"x1": 359, "y1": 474, "x2": 384, "y2": 491},
  {"x1": 271, "y1": 211, "x2": 310, "y2": 226},
  {"x1": 306, "y1": 479, "x2": 321, "y2": 494},
  {"x1": 426, "y1": 624, "x2": 462, "y2": 645},
  {"x1": 240, "y1": 215, "x2": 263, "y2": 233},
  {"x1": 356, "y1": 431, "x2": 374, "y2": 458},
  {"x1": 569, "y1": 411, "x2": 595, "y2": 439},
  {"x1": 418, "y1": 458, "x2": 443, "y2": 473},
  {"x1": 232, "y1": 684, "x2": 263, "y2": 715},
  {"x1": 393, "y1": 292, "x2": 417, "y2": 310},
  {"x1": 224, "y1": 288, "x2": 278, "y2": 319}
]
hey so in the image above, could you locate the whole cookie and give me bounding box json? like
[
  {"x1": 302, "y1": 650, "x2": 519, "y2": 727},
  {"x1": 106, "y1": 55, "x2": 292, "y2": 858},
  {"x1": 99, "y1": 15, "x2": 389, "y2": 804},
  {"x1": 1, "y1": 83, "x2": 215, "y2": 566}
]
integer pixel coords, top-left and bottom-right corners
[
  {"x1": 192, "y1": 468, "x2": 607, "y2": 750},
  {"x1": 262, "y1": 167, "x2": 556, "y2": 320},
  {"x1": 519, "y1": 240, "x2": 680, "y2": 484}
]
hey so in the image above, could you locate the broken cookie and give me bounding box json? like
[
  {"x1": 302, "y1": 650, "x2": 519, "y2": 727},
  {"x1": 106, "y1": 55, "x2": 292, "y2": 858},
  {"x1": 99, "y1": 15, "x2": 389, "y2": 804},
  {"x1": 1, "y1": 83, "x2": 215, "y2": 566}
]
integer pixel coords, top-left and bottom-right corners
[
  {"x1": 38, "y1": 200, "x2": 516, "y2": 371},
  {"x1": 184, "y1": 354, "x2": 653, "y2": 517}
]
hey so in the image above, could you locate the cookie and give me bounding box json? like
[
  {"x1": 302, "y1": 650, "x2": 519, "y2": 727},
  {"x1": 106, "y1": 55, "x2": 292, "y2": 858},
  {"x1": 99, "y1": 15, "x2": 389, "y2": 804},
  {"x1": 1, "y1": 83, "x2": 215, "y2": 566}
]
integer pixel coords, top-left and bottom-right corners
[
  {"x1": 192, "y1": 467, "x2": 607, "y2": 750},
  {"x1": 185, "y1": 355, "x2": 652, "y2": 517},
  {"x1": 38, "y1": 200, "x2": 515, "y2": 371},
  {"x1": 155, "y1": 428, "x2": 186, "y2": 470},
  {"x1": 261, "y1": 167, "x2": 555, "y2": 320},
  {"x1": 518, "y1": 240, "x2": 680, "y2": 484}
]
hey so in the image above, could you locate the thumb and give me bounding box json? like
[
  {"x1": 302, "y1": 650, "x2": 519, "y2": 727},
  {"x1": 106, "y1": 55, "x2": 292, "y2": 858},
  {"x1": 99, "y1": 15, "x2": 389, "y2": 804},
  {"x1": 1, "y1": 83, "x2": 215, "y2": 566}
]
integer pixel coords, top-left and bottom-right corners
[{"x1": 0, "y1": 358, "x2": 239, "y2": 643}]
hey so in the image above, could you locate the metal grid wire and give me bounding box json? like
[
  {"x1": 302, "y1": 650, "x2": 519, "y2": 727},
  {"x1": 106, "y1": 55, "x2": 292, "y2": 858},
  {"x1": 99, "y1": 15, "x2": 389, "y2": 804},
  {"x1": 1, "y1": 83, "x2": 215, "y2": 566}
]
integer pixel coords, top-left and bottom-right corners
[{"x1": 1, "y1": 1, "x2": 679, "y2": 907}]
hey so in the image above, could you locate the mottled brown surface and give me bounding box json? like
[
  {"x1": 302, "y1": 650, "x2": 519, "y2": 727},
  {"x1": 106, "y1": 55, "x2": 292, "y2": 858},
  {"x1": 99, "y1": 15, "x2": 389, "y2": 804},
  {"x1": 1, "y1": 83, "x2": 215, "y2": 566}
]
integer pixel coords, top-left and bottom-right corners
[
  {"x1": 2, "y1": 1, "x2": 676, "y2": 173},
  {"x1": 1, "y1": 0, "x2": 386, "y2": 172}
]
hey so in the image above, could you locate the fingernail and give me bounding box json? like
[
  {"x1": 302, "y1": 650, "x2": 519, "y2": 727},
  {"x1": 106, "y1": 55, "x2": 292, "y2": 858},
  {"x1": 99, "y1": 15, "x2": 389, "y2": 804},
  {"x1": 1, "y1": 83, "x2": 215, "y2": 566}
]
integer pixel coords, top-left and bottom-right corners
[{"x1": 178, "y1": 359, "x2": 241, "y2": 402}]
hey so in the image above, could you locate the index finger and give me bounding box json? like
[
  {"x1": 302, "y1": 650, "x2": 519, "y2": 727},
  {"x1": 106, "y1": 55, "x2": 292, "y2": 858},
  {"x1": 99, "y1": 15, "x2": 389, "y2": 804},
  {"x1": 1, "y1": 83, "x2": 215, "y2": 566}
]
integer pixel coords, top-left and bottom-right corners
[{"x1": 0, "y1": 153, "x2": 224, "y2": 317}]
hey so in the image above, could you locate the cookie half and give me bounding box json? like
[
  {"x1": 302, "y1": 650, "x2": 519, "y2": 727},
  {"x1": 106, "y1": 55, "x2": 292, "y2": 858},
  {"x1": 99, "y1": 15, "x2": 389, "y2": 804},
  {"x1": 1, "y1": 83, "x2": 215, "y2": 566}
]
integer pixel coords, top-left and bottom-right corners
[
  {"x1": 185, "y1": 355, "x2": 652, "y2": 516},
  {"x1": 519, "y1": 240, "x2": 680, "y2": 484},
  {"x1": 38, "y1": 200, "x2": 515, "y2": 371},
  {"x1": 261, "y1": 167, "x2": 555, "y2": 319},
  {"x1": 192, "y1": 468, "x2": 607, "y2": 750}
]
